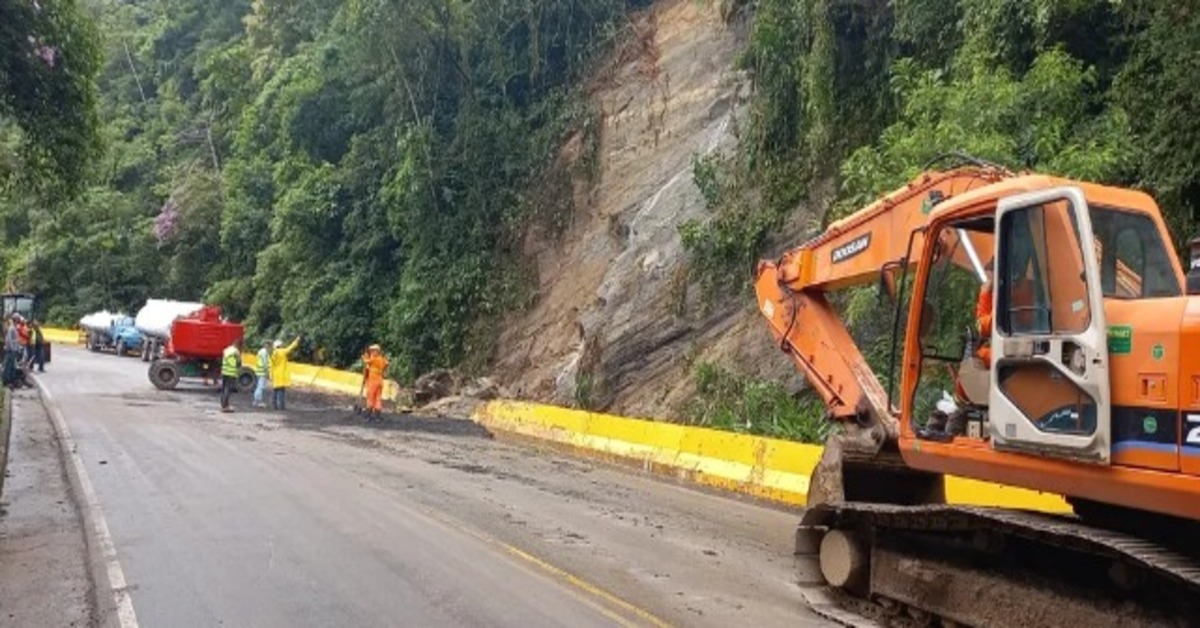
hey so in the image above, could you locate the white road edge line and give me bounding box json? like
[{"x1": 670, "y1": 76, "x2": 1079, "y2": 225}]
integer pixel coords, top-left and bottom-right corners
[{"x1": 34, "y1": 378, "x2": 140, "y2": 628}]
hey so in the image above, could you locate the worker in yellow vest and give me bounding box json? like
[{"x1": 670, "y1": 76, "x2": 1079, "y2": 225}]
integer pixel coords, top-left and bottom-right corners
[
  {"x1": 221, "y1": 339, "x2": 243, "y2": 413},
  {"x1": 253, "y1": 340, "x2": 271, "y2": 408}
]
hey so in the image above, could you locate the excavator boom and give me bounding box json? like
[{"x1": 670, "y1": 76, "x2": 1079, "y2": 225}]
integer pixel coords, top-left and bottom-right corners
[{"x1": 754, "y1": 164, "x2": 1009, "y2": 427}]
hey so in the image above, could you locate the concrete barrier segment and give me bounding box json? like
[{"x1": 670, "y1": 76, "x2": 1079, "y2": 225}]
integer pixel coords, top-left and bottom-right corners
[
  {"x1": 41, "y1": 328, "x2": 83, "y2": 345},
  {"x1": 472, "y1": 400, "x2": 1071, "y2": 513}
]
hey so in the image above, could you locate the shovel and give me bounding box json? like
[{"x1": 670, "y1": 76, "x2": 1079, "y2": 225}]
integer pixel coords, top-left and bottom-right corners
[{"x1": 353, "y1": 376, "x2": 367, "y2": 415}]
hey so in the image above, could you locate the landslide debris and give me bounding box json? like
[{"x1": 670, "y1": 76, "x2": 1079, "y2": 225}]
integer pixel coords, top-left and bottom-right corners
[{"x1": 411, "y1": 369, "x2": 509, "y2": 418}]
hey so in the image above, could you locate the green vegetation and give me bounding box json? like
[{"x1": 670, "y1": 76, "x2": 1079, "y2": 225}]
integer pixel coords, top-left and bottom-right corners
[
  {"x1": 0, "y1": 0, "x2": 103, "y2": 199},
  {"x1": 0, "y1": 0, "x2": 639, "y2": 380},
  {"x1": 685, "y1": 362, "x2": 832, "y2": 443}
]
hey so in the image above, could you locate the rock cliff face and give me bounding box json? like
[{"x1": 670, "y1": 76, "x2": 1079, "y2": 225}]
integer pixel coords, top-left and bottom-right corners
[{"x1": 494, "y1": 0, "x2": 808, "y2": 419}]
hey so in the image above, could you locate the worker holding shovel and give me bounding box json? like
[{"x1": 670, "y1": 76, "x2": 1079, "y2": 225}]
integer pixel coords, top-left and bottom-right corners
[
  {"x1": 361, "y1": 344, "x2": 390, "y2": 423},
  {"x1": 253, "y1": 340, "x2": 271, "y2": 408}
]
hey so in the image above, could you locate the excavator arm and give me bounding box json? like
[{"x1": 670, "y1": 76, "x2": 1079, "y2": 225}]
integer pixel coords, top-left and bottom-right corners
[{"x1": 754, "y1": 163, "x2": 1012, "y2": 440}]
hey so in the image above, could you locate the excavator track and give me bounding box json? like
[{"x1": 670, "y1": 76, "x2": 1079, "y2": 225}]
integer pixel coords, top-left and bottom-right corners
[{"x1": 797, "y1": 503, "x2": 1200, "y2": 628}]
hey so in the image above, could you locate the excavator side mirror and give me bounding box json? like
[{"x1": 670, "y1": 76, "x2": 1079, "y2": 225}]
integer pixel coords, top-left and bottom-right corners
[{"x1": 878, "y1": 261, "x2": 901, "y2": 303}]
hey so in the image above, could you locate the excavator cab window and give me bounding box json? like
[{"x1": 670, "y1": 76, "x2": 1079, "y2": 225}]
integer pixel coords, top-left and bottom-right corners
[
  {"x1": 910, "y1": 220, "x2": 995, "y2": 437},
  {"x1": 1090, "y1": 207, "x2": 1181, "y2": 299},
  {"x1": 996, "y1": 361, "x2": 1098, "y2": 435},
  {"x1": 998, "y1": 199, "x2": 1091, "y2": 335}
]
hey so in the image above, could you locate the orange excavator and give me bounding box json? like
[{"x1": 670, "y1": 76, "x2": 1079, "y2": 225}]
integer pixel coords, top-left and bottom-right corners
[{"x1": 754, "y1": 154, "x2": 1200, "y2": 626}]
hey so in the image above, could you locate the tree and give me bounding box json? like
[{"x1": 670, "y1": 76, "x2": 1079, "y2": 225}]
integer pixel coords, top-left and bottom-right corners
[{"x1": 0, "y1": 0, "x2": 102, "y2": 197}]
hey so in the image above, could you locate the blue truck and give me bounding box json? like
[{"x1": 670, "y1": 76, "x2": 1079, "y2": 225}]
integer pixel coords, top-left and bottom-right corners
[{"x1": 82, "y1": 313, "x2": 144, "y2": 357}]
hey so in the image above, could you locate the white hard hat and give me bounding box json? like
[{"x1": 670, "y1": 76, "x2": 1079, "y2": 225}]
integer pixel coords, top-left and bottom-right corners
[{"x1": 273, "y1": 340, "x2": 283, "y2": 348}]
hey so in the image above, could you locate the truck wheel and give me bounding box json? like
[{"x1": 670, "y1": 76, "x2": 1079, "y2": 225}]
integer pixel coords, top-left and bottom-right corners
[
  {"x1": 116, "y1": 340, "x2": 126, "y2": 357},
  {"x1": 149, "y1": 361, "x2": 181, "y2": 390},
  {"x1": 87, "y1": 333, "x2": 98, "y2": 352},
  {"x1": 237, "y1": 368, "x2": 256, "y2": 392}
]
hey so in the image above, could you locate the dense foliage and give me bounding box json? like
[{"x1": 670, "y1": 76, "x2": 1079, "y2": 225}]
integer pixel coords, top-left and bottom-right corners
[
  {"x1": 687, "y1": 0, "x2": 1200, "y2": 289},
  {"x1": 0, "y1": 0, "x2": 637, "y2": 379},
  {"x1": 0, "y1": 0, "x2": 102, "y2": 197}
]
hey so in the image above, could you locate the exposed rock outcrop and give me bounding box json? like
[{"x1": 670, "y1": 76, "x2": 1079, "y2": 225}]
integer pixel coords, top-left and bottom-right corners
[{"x1": 494, "y1": 0, "x2": 808, "y2": 419}]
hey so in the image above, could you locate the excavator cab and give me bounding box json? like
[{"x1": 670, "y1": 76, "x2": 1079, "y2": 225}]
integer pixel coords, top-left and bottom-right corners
[{"x1": 908, "y1": 186, "x2": 1116, "y2": 462}]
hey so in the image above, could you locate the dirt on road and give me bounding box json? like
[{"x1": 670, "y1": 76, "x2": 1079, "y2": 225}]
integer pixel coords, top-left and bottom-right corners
[{"x1": 255, "y1": 390, "x2": 814, "y2": 625}]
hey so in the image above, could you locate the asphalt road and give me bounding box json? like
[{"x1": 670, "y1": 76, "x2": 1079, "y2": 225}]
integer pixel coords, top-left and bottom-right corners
[{"x1": 18, "y1": 346, "x2": 821, "y2": 627}]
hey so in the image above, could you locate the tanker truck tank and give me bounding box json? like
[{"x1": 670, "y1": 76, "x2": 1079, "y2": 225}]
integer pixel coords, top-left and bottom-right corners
[{"x1": 134, "y1": 299, "x2": 204, "y2": 362}]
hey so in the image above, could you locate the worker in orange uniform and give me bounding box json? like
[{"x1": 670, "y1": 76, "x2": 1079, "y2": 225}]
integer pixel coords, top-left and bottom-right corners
[
  {"x1": 975, "y1": 261, "x2": 994, "y2": 368},
  {"x1": 361, "y1": 344, "x2": 389, "y2": 423}
]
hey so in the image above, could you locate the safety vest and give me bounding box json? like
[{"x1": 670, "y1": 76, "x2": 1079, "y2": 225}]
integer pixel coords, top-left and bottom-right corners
[
  {"x1": 364, "y1": 355, "x2": 389, "y2": 382},
  {"x1": 256, "y1": 348, "x2": 269, "y2": 376},
  {"x1": 222, "y1": 346, "x2": 240, "y2": 377}
]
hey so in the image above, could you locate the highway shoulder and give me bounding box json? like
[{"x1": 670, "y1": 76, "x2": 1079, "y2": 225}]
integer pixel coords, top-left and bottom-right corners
[{"x1": 0, "y1": 388, "x2": 95, "y2": 627}]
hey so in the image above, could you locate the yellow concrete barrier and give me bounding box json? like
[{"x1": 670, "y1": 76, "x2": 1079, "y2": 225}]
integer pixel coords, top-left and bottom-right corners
[
  {"x1": 475, "y1": 399, "x2": 821, "y2": 505},
  {"x1": 241, "y1": 352, "x2": 400, "y2": 401},
  {"x1": 42, "y1": 327, "x2": 83, "y2": 345},
  {"x1": 473, "y1": 400, "x2": 1071, "y2": 513}
]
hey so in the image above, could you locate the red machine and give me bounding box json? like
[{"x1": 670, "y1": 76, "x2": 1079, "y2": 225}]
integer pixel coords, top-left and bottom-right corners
[{"x1": 147, "y1": 306, "x2": 256, "y2": 391}]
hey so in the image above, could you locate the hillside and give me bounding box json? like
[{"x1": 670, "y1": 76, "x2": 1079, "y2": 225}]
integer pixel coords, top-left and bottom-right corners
[{"x1": 493, "y1": 0, "x2": 806, "y2": 419}]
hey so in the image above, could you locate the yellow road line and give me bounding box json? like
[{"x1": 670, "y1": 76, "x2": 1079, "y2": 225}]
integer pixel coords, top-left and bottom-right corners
[
  {"x1": 421, "y1": 504, "x2": 673, "y2": 628},
  {"x1": 348, "y1": 460, "x2": 673, "y2": 627},
  {"x1": 496, "y1": 541, "x2": 673, "y2": 628}
]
